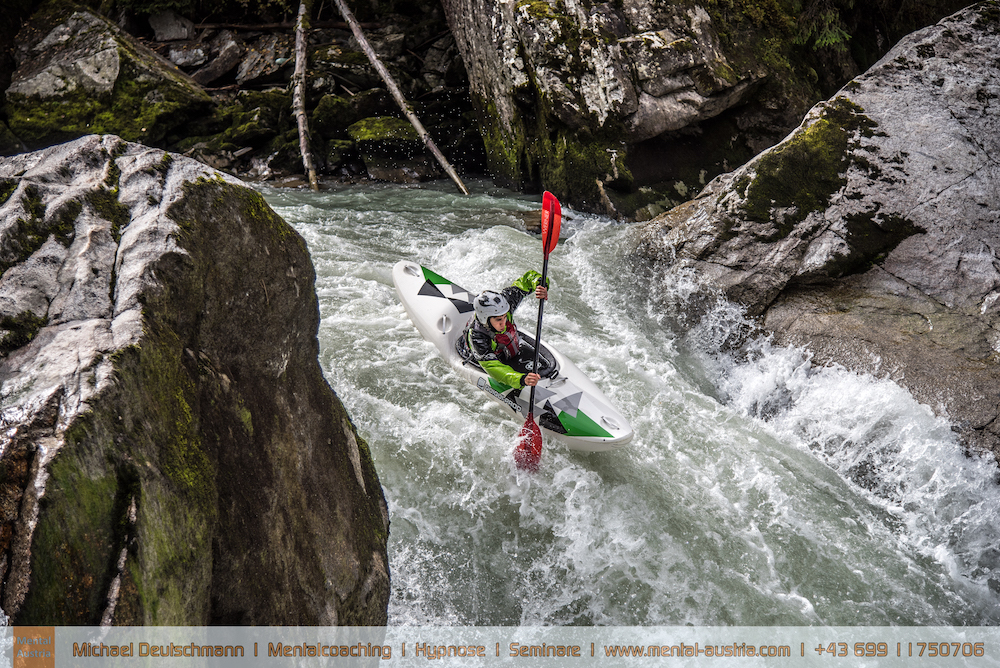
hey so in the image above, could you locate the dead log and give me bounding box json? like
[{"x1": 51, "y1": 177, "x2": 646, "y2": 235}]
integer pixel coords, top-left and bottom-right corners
[
  {"x1": 330, "y1": 0, "x2": 470, "y2": 195},
  {"x1": 294, "y1": 1, "x2": 320, "y2": 190}
]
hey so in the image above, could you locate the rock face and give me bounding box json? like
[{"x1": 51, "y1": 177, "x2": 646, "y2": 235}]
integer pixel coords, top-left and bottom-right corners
[
  {"x1": 5, "y1": 3, "x2": 211, "y2": 150},
  {"x1": 442, "y1": 0, "x2": 759, "y2": 214},
  {"x1": 440, "y1": 0, "x2": 976, "y2": 219},
  {"x1": 633, "y1": 3, "x2": 1000, "y2": 459},
  {"x1": 0, "y1": 135, "x2": 390, "y2": 625}
]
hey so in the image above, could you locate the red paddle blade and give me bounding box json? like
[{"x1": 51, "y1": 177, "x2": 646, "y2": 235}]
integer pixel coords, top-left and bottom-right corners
[
  {"x1": 541, "y1": 191, "x2": 562, "y2": 255},
  {"x1": 514, "y1": 414, "x2": 543, "y2": 472}
]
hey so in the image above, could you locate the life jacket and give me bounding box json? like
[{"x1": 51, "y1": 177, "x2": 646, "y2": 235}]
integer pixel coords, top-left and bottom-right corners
[{"x1": 492, "y1": 318, "x2": 520, "y2": 360}]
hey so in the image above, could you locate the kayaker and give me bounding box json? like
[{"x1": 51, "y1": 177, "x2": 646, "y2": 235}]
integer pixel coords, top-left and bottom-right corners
[{"x1": 457, "y1": 270, "x2": 548, "y2": 388}]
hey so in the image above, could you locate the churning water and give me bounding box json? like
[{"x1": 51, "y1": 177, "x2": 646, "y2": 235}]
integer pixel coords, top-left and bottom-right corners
[{"x1": 261, "y1": 180, "x2": 1000, "y2": 628}]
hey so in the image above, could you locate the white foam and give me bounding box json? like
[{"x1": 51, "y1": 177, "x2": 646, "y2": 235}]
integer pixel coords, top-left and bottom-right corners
[{"x1": 263, "y1": 183, "x2": 1000, "y2": 627}]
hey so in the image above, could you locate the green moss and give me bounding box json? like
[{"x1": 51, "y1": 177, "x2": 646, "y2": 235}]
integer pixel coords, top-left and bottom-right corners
[
  {"x1": 516, "y1": 0, "x2": 559, "y2": 20},
  {"x1": 144, "y1": 151, "x2": 174, "y2": 179},
  {"x1": 39, "y1": 318, "x2": 221, "y2": 625},
  {"x1": 347, "y1": 117, "x2": 419, "y2": 142},
  {"x1": 5, "y1": 12, "x2": 211, "y2": 150},
  {"x1": 171, "y1": 89, "x2": 295, "y2": 156},
  {"x1": 0, "y1": 311, "x2": 48, "y2": 355},
  {"x1": 740, "y1": 96, "x2": 878, "y2": 238},
  {"x1": 324, "y1": 139, "x2": 358, "y2": 167},
  {"x1": 85, "y1": 189, "x2": 131, "y2": 242},
  {"x1": 0, "y1": 185, "x2": 46, "y2": 275},
  {"x1": 238, "y1": 405, "x2": 254, "y2": 437},
  {"x1": 547, "y1": 132, "x2": 634, "y2": 208},
  {"x1": 310, "y1": 95, "x2": 358, "y2": 140},
  {"x1": 22, "y1": 184, "x2": 45, "y2": 223},
  {"x1": 331, "y1": 50, "x2": 370, "y2": 66},
  {"x1": 103, "y1": 141, "x2": 125, "y2": 188},
  {"x1": 475, "y1": 95, "x2": 533, "y2": 189},
  {"x1": 50, "y1": 199, "x2": 82, "y2": 244},
  {"x1": 0, "y1": 179, "x2": 17, "y2": 206},
  {"x1": 0, "y1": 187, "x2": 83, "y2": 277},
  {"x1": 17, "y1": 461, "x2": 120, "y2": 624},
  {"x1": 6, "y1": 88, "x2": 108, "y2": 148},
  {"x1": 974, "y1": 1, "x2": 1000, "y2": 32},
  {"x1": 701, "y1": 0, "x2": 797, "y2": 68},
  {"x1": 476, "y1": 84, "x2": 637, "y2": 209}
]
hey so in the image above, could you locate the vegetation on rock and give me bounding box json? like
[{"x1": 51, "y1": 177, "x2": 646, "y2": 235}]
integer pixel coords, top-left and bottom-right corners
[{"x1": 5, "y1": 149, "x2": 390, "y2": 624}]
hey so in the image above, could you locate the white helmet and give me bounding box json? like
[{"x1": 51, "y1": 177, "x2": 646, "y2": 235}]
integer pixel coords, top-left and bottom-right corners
[{"x1": 474, "y1": 290, "x2": 510, "y2": 325}]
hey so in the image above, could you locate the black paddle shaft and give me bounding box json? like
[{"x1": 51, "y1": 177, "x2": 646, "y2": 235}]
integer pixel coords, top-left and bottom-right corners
[{"x1": 527, "y1": 226, "x2": 554, "y2": 416}]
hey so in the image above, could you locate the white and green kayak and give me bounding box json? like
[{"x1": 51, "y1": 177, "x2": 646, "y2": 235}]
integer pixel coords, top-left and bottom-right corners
[{"x1": 392, "y1": 260, "x2": 633, "y2": 452}]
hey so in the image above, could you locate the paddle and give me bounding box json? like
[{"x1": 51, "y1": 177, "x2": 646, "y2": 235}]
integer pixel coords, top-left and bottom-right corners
[{"x1": 514, "y1": 191, "x2": 562, "y2": 472}]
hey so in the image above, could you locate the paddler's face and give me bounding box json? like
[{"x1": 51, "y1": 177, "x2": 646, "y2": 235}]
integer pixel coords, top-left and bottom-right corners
[{"x1": 489, "y1": 313, "x2": 508, "y2": 332}]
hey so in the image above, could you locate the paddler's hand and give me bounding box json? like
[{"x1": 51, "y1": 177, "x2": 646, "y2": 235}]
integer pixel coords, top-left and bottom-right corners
[
  {"x1": 523, "y1": 373, "x2": 541, "y2": 387},
  {"x1": 535, "y1": 285, "x2": 548, "y2": 300}
]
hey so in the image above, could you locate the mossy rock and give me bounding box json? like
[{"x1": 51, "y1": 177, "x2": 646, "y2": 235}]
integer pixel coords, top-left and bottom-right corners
[
  {"x1": 739, "y1": 96, "x2": 880, "y2": 238},
  {"x1": 0, "y1": 183, "x2": 80, "y2": 277},
  {"x1": 324, "y1": 139, "x2": 359, "y2": 168},
  {"x1": 310, "y1": 94, "x2": 358, "y2": 140},
  {"x1": 7, "y1": 145, "x2": 390, "y2": 624},
  {"x1": 346, "y1": 117, "x2": 439, "y2": 182},
  {"x1": 5, "y1": 3, "x2": 211, "y2": 150},
  {"x1": 347, "y1": 116, "x2": 419, "y2": 143},
  {"x1": 0, "y1": 311, "x2": 48, "y2": 355}
]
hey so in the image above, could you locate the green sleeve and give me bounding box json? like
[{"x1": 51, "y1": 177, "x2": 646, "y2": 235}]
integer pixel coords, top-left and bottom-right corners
[
  {"x1": 511, "y1": 270, "x2": 545, "y2": 293},
  {"x1": 480, "y1": 360, "x2": 526, "y2": 389}
]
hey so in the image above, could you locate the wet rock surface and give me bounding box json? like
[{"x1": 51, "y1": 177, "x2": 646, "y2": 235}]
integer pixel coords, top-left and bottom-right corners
[
  {"x1": 5, "y1": 7, "x2": 211, "y2": 150},
  {"x1": 633, "y1": 3, "x2": 1000, "y2": 459},
  {"x1": 0, "y1": 135, "x2": 389, "y2": 624}
]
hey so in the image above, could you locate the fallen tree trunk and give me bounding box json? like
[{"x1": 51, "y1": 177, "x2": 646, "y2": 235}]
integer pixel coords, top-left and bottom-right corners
[
  {"x1": 294, "y1": 1, "x2": 319, "y2": 191},
  {"x1": 330, "y1": 0, "x2": 470, "y2": 195}
]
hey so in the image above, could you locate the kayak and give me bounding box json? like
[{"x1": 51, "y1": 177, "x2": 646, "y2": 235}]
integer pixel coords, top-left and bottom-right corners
[{"x1": 392, "y1": 260, "x2": 633, "y2": 451}]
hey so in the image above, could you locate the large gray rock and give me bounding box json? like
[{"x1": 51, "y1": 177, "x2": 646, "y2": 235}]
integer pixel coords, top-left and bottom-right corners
[
  {"x1": 632, "y1": 3, "x2": 1000, "y2": 458},
  {"x1": 5, "y1": 4, "x2": 211, "y2": 150},
  {"x1": 0, "y1": 135, "x2": 390, "y2": 625},
  {"x1": 441, "y1": 0, "x2": 759, "y2": 213}
]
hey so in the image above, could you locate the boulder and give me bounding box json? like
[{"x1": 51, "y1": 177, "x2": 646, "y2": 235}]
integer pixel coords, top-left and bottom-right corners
[
  {"x1": 5, "y1": 3, "x2": 211, "y2": 150},
  {"x1": 236, "y1": 33, "x2": 294, "y2": 87},
  {"x1": 165, "y1": 42, "x2": 209, "y2": 69},
  {"x1": 442, "y1": 0, "x2": 758, "y2": 213},
  {"x1": 632, "y1": 3, "x2": 1000, "y2": 459},
  {"x1": 347, "y1": 117, "x2": 438, "y2": 183},
  {"x1": 148, "y1": 10, "x2": 195, "y2": 42},
  {"x1": 0, "y1": 135, "x2": 390, "y2": 625},
  {"x1": 190, "y1": 30, "x2": 243, "y2": 86}
]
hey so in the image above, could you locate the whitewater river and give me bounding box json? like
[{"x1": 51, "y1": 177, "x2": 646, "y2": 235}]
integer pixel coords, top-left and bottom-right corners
[{"x1": 260, "y1": 179, "x2": 1000, "y2": 628}]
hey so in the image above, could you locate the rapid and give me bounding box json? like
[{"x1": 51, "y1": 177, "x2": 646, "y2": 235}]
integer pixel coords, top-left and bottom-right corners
[{"x1": 261, "y1": 180, "x2": 1000, "y2": 628}]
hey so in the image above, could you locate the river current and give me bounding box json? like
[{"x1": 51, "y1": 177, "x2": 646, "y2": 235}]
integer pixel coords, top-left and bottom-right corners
[{"x1": 261, "y1": 180, "x2": 1000, "y2": 628}]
